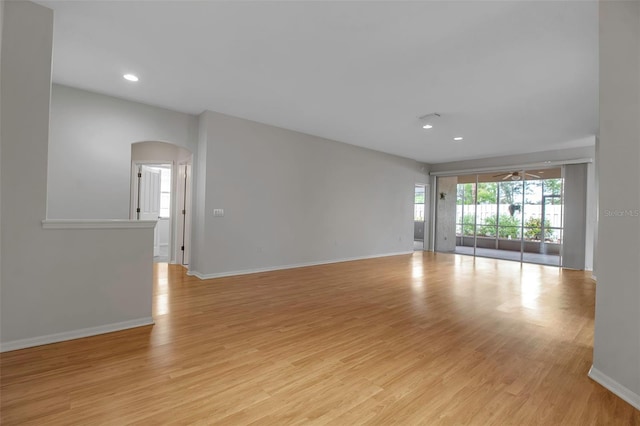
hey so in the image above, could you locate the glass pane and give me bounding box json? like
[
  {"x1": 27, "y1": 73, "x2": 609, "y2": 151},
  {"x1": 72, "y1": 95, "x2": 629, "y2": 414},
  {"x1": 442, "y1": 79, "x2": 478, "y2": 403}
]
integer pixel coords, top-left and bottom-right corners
[
  {"x1": 522, "y1": 176, "x2": 541, "y2": 240},
  {"x1": 478, "y1": 214, "x2": 497, "y2": 237},
  {"x1": 546, "y1": 228, "x2": 563, "y2": 244},
  {"x1": 497, "y1": 226, "x2": 521, "y2": 239},
  {"x1": 414, "y1": 185, "x2": 425, "y2": 221},
  {"x1": 499, "y1": 181, "x2": 523, "y2": 211},
  {"x1": 160, "y1": 168, "x2": 171, "y2": 192},
  {"x1": 159, "y1": 192, "x2": 171, "y2": 218},
  {"x1": 463, "y1": 214, "x2": 476, "y2": 236},
  {"x1": 523, "y1": 226, "x2": 546, "y2": 241},
  {"x1": 457, "y1": 182, "x2": 476, "y2": 237},
  {"x1": 544, "y1": 196, "x2": 562, "y2": 226},
  {"x1": 456, "y1": 184, "x2": 464, "y2": 224},
  {"x1": 497, "y1": 215, "x2": 521, "y2": 234},
  {"x1": 523, "y1": 179, "x2": 542, "y2": 231},
  {"x1": 544, "y1": 178, "x2": 563, "y2": 197},
  {"x1": 476, "y1": 182, "x2": 497, "y2": 205},
  {"x1": 524, "y1": 178, "x2": 542, "y2": 205},
  {"x1": 476, "y1": 182, "x2": 497, "y2": 238},
  {"x1": 461, "y1": 183, "x2": 475, "y2": 205},
  {"x1": 499, "y1": 179, "x2": 524, "y2": 246},
  {"x1": 456, "y1": 224, "x2": 462, "y2": 236}
]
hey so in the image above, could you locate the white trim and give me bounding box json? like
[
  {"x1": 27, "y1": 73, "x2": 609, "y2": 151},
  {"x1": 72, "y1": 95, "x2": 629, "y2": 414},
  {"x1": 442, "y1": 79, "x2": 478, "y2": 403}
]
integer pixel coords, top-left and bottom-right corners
[
  {"x1": 429, "y1": 158, "x2": 593, "y2": 177},
  {"x1": 588, "y1": 366, "x2": 640, "y2": 410},
  {"x1": 42, "y1": 219, "x2": 157, "y2": 229},
  {"x1": 188, "y1": 251, "x2": 414, "y2": 280},
  {"x1": 591, "y1": 274, "x2": 597, "y2": 282},
  {"x1": 0, "y1": 317, "x2": 155, "y2": 353}
]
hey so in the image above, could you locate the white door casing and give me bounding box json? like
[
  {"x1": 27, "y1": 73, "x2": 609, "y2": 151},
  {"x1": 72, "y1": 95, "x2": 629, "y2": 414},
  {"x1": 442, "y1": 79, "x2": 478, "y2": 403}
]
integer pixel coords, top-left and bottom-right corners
[{"x1": 183, "y1": 164, "x2": 192, "y2": 265}]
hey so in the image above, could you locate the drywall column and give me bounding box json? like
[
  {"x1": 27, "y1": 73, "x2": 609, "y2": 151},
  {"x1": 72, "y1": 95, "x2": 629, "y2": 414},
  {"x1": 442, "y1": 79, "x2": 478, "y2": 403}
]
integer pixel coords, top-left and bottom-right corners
[
  {"x1": 562, "y1": 163, "x2": 588, "y2": 269},
  {"x1": 434, "y1": 176, "x2": 458, "y2": 252},
  {"x1": 190, "y1": 111, "x2": 213, "y2": 274},
  {"x1": 585, "y1": 161, "x2": 597, "y2": 272},
  {"x1": 0, "y1": 0, "x2": 5, "y2": 295},
  {"x1": 591, "y1": 0, "x2": 640, "y2": 409},
  {"x1": 1, "y1": 2, "x2": 53, "y2": 315}
]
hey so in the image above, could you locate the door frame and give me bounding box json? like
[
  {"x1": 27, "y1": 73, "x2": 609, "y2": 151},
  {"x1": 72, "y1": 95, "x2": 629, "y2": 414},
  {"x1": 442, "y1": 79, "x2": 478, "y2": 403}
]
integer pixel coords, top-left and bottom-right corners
[
  {"x1": 131, "y1": 161, "x2": 174, "y2": 262},
  {"x1": 175, "y1": 163, "x2": 192, "y2": 266}
]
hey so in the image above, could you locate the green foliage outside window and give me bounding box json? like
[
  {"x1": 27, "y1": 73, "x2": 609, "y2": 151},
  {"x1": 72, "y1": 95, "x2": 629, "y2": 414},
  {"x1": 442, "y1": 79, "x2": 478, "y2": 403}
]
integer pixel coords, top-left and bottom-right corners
[
  {"x1": 478, "y1": 215, "x2": 521, "y2": 238},
  {"x1": 461, "y1": 214, "x2": 476, "y2": 236},
  {"x1": 544, "y1": 179, "x2": 562, "y2": 195},
  {"x1": 524, "y1": 217, "x2": 553, "y2": 240},
  {"x1": 476, "y1": 183, "x2": 497, "y2": 204}
]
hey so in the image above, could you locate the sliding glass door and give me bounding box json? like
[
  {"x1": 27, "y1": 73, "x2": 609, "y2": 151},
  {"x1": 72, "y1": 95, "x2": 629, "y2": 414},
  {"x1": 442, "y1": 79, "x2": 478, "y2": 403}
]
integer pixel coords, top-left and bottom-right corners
[{"x1": 452, "y1": 168, "x2": 564, "y2": 266}]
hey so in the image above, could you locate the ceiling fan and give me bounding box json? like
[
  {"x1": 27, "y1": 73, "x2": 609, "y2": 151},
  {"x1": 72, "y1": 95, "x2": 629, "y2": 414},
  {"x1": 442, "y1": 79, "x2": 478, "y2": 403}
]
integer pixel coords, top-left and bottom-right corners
[{"x1": 492, "y1": 171, "x2": 540, "y2": 181}]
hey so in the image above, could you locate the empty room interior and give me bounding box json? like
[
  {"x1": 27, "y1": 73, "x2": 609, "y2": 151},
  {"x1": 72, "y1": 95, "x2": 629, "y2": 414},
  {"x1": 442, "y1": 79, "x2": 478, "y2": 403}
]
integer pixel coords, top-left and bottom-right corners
[{"x1": 1, "y1": 1, "x2": 639, "y2": 424}]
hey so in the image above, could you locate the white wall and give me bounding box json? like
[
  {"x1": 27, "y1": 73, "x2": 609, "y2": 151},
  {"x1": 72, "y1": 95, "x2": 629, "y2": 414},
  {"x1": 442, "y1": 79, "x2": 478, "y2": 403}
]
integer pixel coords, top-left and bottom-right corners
[
  {"x1": 48, "y1": 84, "x2": 198, "y2": 219},
  {"x1": 591, "y1": 0, "x2": 640, "y2": 409},
  {"x1": 191, "y1": 111, "x2": 427, "y2": 277},
  {"x1": 48, "y1": 87, "x2": 429, "y2": 276},
  {"x1": 1, "y1": 2, "x2": 154, "y2": 350},
  {"x1": 131, "y1": 141, "x2": 192, "y2": 164}
]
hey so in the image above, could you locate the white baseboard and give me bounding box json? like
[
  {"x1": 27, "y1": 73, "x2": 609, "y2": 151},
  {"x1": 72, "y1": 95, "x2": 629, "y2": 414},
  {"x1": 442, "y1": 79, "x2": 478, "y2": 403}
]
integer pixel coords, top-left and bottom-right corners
[
  {"x1": 588, "y1": 365, "x2": 640, "y2": 410},
  {"x1": 0, "y1": 317, "x2": 155, "y2": 353},
  {"x1": 187, "y1": 251, "x2": 414, "y2": 280}
]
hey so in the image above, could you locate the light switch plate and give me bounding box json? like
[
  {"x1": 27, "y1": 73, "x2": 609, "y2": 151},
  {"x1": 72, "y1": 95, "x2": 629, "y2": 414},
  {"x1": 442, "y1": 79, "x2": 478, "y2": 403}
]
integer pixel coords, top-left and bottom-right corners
[{"x1": 213, "y1": 208, "x2": 224, "y2": 217}]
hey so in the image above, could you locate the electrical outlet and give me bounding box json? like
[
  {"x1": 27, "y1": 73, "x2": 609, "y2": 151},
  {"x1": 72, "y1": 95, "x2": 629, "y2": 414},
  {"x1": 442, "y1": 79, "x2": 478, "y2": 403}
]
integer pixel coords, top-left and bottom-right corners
[{"x1": 213, "y1": 209, "x2": 224, "y2": 217}]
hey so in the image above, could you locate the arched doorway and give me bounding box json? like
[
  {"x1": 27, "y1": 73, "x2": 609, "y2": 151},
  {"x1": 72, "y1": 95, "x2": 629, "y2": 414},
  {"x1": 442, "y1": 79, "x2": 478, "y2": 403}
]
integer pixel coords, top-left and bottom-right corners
[{"x1": 131, "y1": 141, "x2": 193, "y2": 265}]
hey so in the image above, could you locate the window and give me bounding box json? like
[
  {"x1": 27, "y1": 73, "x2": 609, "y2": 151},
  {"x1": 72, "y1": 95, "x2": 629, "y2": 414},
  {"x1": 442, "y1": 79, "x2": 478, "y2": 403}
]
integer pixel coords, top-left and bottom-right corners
[
  {"x1": 159, "y1": 167, "x2": 171, "y2": 218},
  {"x1": 449, "y1": 168, "x2": 564, "y2": 266},
  {"x1": 414, "y1": 186, "x2": 425, "y2": 221}
]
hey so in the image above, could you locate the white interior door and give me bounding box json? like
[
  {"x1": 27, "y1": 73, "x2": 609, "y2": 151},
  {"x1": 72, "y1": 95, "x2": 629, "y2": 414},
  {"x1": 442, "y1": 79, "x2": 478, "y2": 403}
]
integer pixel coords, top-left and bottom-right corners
[{"x1": 139, "y1": 165, "x2": 161, "y2": 256}]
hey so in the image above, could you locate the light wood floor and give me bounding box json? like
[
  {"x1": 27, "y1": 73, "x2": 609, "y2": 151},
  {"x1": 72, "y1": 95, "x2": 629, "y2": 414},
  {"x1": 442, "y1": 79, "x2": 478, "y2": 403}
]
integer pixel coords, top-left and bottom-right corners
[{"x1": 1, "y1": 253, "x2": 638, "y2": 425}]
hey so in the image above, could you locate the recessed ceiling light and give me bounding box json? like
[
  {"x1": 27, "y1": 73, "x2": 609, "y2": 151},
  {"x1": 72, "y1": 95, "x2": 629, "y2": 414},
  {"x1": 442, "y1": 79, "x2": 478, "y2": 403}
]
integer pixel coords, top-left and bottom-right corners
[
  {"x1": 123, "y1": 74, "x2": 139, "y2": 82},
  {"x1": 453, "y1": 137, "x2": 463, "y2": 141},
  {"x1": 422, "y1": 124, "x2": 433, "y2": 129}
]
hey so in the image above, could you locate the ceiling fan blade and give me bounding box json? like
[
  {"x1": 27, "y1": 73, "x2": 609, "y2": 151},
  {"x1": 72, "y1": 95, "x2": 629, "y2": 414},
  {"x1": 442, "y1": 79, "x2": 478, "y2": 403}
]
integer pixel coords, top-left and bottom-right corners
[
  {"x1": 526, "y1": 173, "x2": 541, "y2": 178},
  {"x1": 502, "y1": 175, "x2": 511, "y2": 180},
  {"x1": 493, "y1": 173, "x2": 509, "y2": 177}
]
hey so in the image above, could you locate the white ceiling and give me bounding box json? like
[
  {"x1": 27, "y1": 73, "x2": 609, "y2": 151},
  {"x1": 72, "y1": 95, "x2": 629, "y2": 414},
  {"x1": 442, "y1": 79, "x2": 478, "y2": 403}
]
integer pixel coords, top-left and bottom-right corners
[{"x1": 40, "y1": 0, "x2": 598, "y2": 164}]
